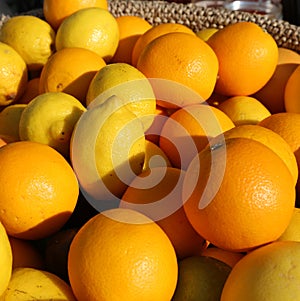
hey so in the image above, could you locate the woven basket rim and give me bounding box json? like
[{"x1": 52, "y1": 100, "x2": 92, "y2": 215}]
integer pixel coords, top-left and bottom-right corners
[{"x1": 1, "y1": 0, "x2": 300, "y2": 52}]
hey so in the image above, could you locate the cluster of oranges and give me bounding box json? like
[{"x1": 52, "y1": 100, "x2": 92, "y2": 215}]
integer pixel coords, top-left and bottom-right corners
[{"x1": 1, "y1": 0, "x2": 300, "y2": 300}]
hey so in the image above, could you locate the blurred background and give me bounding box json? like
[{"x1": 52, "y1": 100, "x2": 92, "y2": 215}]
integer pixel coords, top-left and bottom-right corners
[{"x1": 0, "y1": 0, "x2": 299, "y2": 25}]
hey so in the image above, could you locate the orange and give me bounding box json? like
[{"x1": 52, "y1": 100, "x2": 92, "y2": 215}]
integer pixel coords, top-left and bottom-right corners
[
  {"x1": 131, "y1": 22, "x2": 195, "y2": 67},
  {"x1": 258, "y1": 112, "x2": 300, "y2": 168},
  {"x1": 254, "y1": 47, "x2": 300, "y2": 114},
  {"x1": 201, "y1": 246, "x2": 245, "y2": 267},
  {"x1": 183, "y1": 137, "x2": 295, "y2": 252},
  {"x1": 218, "y1": 95, "x2": 271, "y2": 126},
  {"x1": 17, "y1": 77, "x2": 40, "y2": 104},
  {"x1": 284, "y1": 64, "x2": 300, "y2": 113},
  {"x1": 207, "y1": 21, "x2": 278, "y2": 96},
  {"x1": 120, "y1": 167, "x2": 207, "y2": 259},
  {"x1": 0, "y1": 141, "x2": 79, "y2": 240},
  {"x1": 159, "y1": 103, "x2": 235, "y2": 170},
  {"x1": 43, "y1": 0, "x2": 108, "y2": 31},
  {"x1": 221, "y1": 241, "x2": 300, "y2": 300},
  {"x1": 258, "y1": 112, "x2": 300, "y2": 196},
  {"x1": 111, "y1": 15, "x2": 152, "y2": 64},
  {"x1": 222, "y1": 124, "x2": 298, "y2": 186},
  {"x1": 9, "y1": 237, "x2": 45, "y2": 269},
  {"x1": 137, "y1": 32, "x2": 219, "y2": 102},
  {"x1": 68, "y1": 208, "x2": 178, "y2": 301},
  {"x1": 39, "y1": 47, "x2": 106, "y2": 104}
]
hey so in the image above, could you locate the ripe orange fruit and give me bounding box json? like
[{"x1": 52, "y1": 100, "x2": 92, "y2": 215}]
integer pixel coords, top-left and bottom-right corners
[
  {"x1": 9, "y1": 237, "x2": 45, "y2": 269},
  {"x1": 131, "y1": 22, "x2": 195, "y2": 67},
  {"x1": 120, "y1": 167, "x2": 207, "y2": 259},
  {"x1": 137, "y1": 32, "x2": 219, "y2": 102},
  {"x1": 258, "y1": 112, "x2": 300, "y2": 167},
  {"x1": 221, "y1": 241, "x2": 300, "y2": 300},
  {"x1": 159, "y1": 103, "x2": 235, "y2": 170},
  {"x1": 222, "y1": 124, "x2": 298, "y2": 186},
  {"x1": 68, "y1": 208, "x2": 178, "y2": 301},
  {"x1": 207, "y1": 21, "x2": 278, "y2": 96},
  {"x1": 0, "y1": 141, "x2": 79, "y2": 240},
  {"x1": 43, "y1": 0, "x2": 108, "y2": 31},
  {"x1": 254, "y1": 47, "x2": 300, "y2": 114},
  {"x1": 284, "y1": 64, "x2": 300, "y2": 113},
  {"x1": 183, "y1": 137, "x2": 295, "y2": 251},
  {"x1": 218, "y1": 95, "x2": 271, "y2": 126},
  {"x1": 258, "y1": 112, "x2": 300, "y2": 196},
  {"x1": 17, "y1": 77, "x2": 40, "y2": 104},
  {"x1": 111, "y1": 15, "x2": 152, "y2": 64},
  {"x1": 39, "y1": 47, "x2": 106, "y2": 104}
]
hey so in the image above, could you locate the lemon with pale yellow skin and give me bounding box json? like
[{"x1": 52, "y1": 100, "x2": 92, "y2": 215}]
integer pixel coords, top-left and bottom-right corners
[
  {"x1": 0, "y1": 15, "x2": 55, "y2": 72},
  {"x1": 221, "y1": 241, "x2": 300, "y2": 300},
  {"x1": 0, "y1": 42, "x2": 28, "y2": 106},
  {"x1": 278, "y1": 207, "x2": 300, "y2": 242},
  {"x1": 196, "y1": 28, "x2": 218, "y2": 41},
  {"x1": 218, "y1": 95, "x2": 271, "y2": 126},
  {"x1": 143, "y1": 140, "x2": 171, "y2": 172},
  {"x1": 55, "y1": 7, "x2": 119, "y2": 62},
  {"x1": 86, "y1": 63, "x2": 156, "y2": 131},
  {"x1": 0, "y1": 104, "x2": 27, "y2": 142},
  {"x1": 0, "y1": 222, "x2": 12, "y2": 297},
  {"x1": 0, "y1": 267, "x2": 76, "y2": 300},
  {"x1": 19, "y1": 92, "x2": 86, "y2": 158},
  {"x1": 71, "y1": 95, "x2": 146, "y2": 204}
]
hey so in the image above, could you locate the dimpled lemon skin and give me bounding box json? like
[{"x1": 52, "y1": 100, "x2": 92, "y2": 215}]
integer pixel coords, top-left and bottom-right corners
[
  {"x1": 0, "y1": 267, "x2": 76, "y2": 300},
  {"x1": 0, "y1": 222, "x2": 13, "y2": 297},
  {"x1": 55, "y1": 7, "x2": 119, "y2": 62},
  {"x1": 0, "y1": 15, "x2": 55, "y2": 72},
  {"x1": 221, "y1": 241, "x2": 300, "y2": 301},
  {"x1": 19, "y1": 92, "x2": 86, "y2": 158},
  {"x1": 0, "y1": 42, "x2": 28, "y2": 106}
]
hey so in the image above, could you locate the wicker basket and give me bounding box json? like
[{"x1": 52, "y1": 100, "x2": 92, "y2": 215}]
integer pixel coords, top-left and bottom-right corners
[{"x1": 1, "y1": 0, "x2": 300, "y2": 53}]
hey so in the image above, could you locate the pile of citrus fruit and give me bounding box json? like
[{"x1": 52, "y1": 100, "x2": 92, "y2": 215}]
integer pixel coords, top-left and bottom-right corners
[{"x1": 1, "y1": 0, "x2": 300, "y2": 300}]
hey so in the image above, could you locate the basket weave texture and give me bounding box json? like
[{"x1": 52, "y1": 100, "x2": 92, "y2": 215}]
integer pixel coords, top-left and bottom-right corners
[{"x1": 1, "y1": 0, "x2": 300, "y2": 52}]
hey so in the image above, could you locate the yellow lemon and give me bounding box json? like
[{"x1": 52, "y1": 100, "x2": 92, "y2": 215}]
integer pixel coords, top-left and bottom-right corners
[
  {"x1": 196, "y1": 27, "x2": 218, "y2": 41},
  {"x1": 278, "y1": 207, "x2": 300, "y2": 242},
  {"x1": 221, "y1": 241, "x2": 300, "y2": 300},
  {"x1": 55, "y1": 7, "x2": 119, "y2": 62},
  {"x1": 143, "y1": 140, "x2": 171, "y2": 172},
  {"x1": 0, "y1": 104, "x2": 26, "y2": 142},
  {"x1": 218, "y1": 95, "x2": 271, "y2": 126},
  {"x1": 86, "y1": 63, "x2": 156, "y2": 131},
  {"x1": 70, "y1": 95, "x2": 145, "y2": 206},
  {"x1": 0, "y1": 15, "x2": 55, "y2": 72},
  {"x1": 0, "y1": 222, "x2": 12, "y2": 296},
  {"x1": 0, "y1": 267, "x2": 76, "y2": 300},
  {"x1": 0, "y1": 42, "x2": 28, "y2": 106},
  {"x1": 19, "y1": 92, "x2": 86, "y2": 158}
]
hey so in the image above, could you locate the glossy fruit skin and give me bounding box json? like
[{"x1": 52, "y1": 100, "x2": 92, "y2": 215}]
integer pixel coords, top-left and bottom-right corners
[
  {"x1": 183, "y1": 137, "x2": 295, "y2": 252},
  {"x1": 207, "y1": 21, "x2": 278, "y2": 96},
  {"x1": 68, "y1": 208, "x2": 178, "y2": 301}
]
